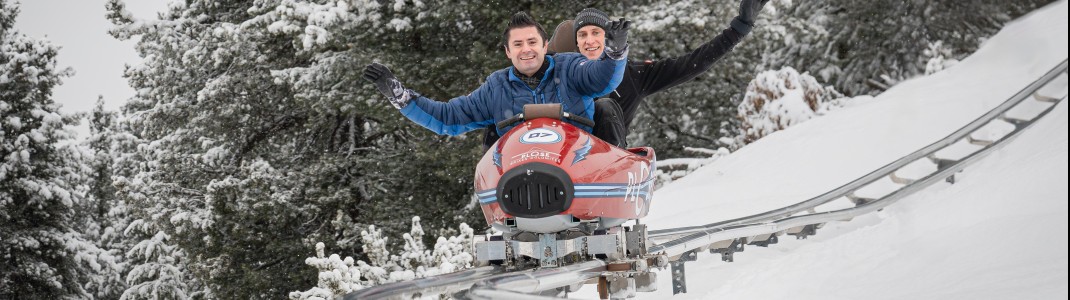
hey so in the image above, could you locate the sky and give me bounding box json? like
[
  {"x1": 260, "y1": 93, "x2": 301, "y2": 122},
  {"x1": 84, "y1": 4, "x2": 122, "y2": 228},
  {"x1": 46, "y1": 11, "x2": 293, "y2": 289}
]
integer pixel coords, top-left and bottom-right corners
[{"x1": 13, "y1": 0, "x2": 168, "y2": 115}]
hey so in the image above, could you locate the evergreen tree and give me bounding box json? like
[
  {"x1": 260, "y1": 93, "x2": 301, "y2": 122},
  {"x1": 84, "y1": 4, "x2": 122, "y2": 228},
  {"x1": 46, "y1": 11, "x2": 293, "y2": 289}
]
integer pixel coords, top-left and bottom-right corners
[
  {"x1": 764, "y1": 0, "x2": 1055, "y2": 96},
  {"x1": 88, "y1": 98, "x2": 117, "y2": 228},
  {"x1": 84, "y1": 97, "x2": 129, "y2": 299},
  {"x1": 736, "y1": 67, "x2": 846, "y2": 145},
  {"x1": 108, "y1": 106, "x2": 194, "y2": 299},
  {"x1": 625, "y1": 0, "x2": 1055, "y2": 155},
  {"x1": 106, "y1": 0, "x2": 321, "y2": 297},
  {"x1": 104, "y1": 0, "x2": 626, "y2": 297},
  {"x1": 625, "y1": 0, "x2": 774, "y2": 156},
  {"x1": 1, "y1": 0, "x2": 119, "y2": 297}
]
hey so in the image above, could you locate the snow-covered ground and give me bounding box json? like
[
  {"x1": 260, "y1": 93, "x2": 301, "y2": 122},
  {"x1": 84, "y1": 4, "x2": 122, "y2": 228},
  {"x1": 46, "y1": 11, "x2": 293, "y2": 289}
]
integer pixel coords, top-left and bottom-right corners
[{"x1": 578, "y1": 1, "x2": 1070, "y2": 299}]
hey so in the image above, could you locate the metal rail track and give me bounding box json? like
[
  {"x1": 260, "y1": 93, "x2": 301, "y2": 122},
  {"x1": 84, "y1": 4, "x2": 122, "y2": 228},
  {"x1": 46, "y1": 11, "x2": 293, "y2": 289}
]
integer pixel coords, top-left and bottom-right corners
[
  {"x1": 649, "y1": 59, "x2": 1067, "y2": 259},
  {"x1": 649, "y1": 59, "x2": 1068, "y2": 242},
  {"x1": 647, "y1": 58, "x2": 1067, "y2": 294},
  {"x1": 341, "y1": 266, "x2": 505, "y2": 299}
]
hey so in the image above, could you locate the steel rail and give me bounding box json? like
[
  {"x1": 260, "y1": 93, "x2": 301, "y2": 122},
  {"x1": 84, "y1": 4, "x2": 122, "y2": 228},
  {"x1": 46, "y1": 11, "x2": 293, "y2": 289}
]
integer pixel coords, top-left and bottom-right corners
[
  {"x1": 651, "y1": 91, "x2": 1066, "y2": 256},
  {"x1": 463, "y1": 260, "x2": 607, "y2": 299},
  {"x1": 340, "y1": 266, "x2": 505, "y2": 300},
  {"x1": 649, "y1": 59, "x2": 1068, "y2": 240}
]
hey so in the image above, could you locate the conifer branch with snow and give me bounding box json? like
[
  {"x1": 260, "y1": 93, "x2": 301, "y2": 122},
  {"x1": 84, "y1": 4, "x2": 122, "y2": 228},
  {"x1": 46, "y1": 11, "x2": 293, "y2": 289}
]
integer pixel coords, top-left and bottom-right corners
[{"x1": 290, "y1": 217, "x2": 475, "y2": 299}]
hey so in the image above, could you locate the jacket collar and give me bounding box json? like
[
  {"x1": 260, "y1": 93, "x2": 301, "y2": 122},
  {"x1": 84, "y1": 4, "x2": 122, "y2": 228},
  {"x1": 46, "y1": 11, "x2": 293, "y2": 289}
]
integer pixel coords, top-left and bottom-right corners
[{"x1": 508, "y1": 55, "x2": 555, "y2": 90}]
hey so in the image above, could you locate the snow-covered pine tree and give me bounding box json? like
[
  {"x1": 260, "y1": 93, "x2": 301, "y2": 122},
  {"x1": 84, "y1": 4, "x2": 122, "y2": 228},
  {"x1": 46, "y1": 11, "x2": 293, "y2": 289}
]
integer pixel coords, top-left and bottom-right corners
[
  {"x1": 736, "y1": 67, "x2": 846, "y2": 144},
  {"x1": 105, "y1": 0, "x2": 325, "y2": 297},
  {"x1": 290, "y1": 219, "x2": 476, "y2": 299},
  {"x1": 107, "y1": 102, "x2": 195, "y2": 299},
  {"x1": 288, "y1": 242, "x2": 363, "y2": 300},
  {"x1": 626, "y1": 0, "x2": 1055, "y2": 157},
  {"x1": 1, "y1": 1, "x2": 120, "y2": 297},
  {"x1": 921, "y1": 41, "x2": 958, "y2": 76},
  {"x1": 104, "y1": 0, "x2": 629, "y2": 297},
  {"x1": 764, "y1": 0, "x2": 1056, "y2": 96},
  {"x1": 626, "y1": 0, "x2": 777, "y2": 156},
  {"x1": 83, "y1": 97, "x2": 130, "y2": 299},
  {"x1": 395, "y1": 216, "x2": 428, "y2": 277}
]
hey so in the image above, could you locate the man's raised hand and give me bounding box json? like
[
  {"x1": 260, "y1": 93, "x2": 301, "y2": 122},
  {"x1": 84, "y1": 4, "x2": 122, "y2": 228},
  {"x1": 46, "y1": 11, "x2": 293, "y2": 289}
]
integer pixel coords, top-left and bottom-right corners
[
  {"x1": 732, "y1": 0, "x2": 769, "y2": 35},
  {"x1": 604, "y1": 18, "x2": 631, "y2": 60},
  {"x1": 363, "y1": 63, "x2": 412, "y2": 109}
]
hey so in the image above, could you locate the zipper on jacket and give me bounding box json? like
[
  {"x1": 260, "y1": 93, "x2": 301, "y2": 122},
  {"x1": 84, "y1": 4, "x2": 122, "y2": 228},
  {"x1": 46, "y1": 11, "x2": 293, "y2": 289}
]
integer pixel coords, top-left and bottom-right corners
[{"x1": 510, "y1": 57, "x2": 554, "y2": 105}]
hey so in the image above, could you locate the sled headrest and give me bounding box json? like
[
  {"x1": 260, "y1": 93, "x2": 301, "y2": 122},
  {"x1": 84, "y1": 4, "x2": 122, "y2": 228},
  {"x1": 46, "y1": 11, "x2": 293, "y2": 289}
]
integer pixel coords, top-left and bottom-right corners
[
  {"x1": 548, "y1": 20, "x2": 579, "y2": 54},
  {"x1": 523, "y1": 103, "x2": 563, "y2": 120}
]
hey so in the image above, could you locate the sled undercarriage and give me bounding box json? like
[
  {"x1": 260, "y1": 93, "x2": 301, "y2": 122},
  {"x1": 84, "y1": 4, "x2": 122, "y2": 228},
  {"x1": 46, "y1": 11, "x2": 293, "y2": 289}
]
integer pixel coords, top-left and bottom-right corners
[{"x1": 473, "y1": 223, "x2": 669, "y2": 298}]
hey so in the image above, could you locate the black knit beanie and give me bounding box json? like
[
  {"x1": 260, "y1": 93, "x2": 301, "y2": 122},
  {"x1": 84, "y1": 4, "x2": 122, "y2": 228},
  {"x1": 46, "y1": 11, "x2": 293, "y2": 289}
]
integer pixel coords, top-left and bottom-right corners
[{"x1": 574, "y1": 8, "x2": 610, "y2": 34}]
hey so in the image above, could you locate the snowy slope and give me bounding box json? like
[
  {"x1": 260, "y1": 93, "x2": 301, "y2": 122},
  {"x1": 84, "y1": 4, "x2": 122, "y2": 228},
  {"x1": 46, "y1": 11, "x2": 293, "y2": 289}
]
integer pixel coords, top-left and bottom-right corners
[
  {"x1": 589, "y1": 1, "x2": 1068, "y2": 299},
  {"x1": 652, "y1": 101, "x2": 1068, "y2": 299},
  {"x1": 644, "y1": 0, "x2": 1067, "y2": 230}
]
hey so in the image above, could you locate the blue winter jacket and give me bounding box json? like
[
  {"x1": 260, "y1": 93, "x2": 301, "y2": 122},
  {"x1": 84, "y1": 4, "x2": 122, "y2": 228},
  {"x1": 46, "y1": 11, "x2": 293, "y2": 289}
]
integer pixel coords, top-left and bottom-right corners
[{"x1": 400, "y1": 53, "x2": 626, "y2": 136}]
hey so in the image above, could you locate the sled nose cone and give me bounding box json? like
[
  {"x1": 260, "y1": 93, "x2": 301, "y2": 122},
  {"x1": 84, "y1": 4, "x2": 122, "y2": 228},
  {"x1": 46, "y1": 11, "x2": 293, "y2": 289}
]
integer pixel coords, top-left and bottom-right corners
[{"x1": 497, "y1": 162, "x2": 574, "y2": 218}]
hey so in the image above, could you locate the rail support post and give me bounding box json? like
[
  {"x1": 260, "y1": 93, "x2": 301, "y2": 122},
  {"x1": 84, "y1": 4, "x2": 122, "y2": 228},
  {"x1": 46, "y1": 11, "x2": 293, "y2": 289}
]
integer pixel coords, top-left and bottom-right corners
[
  {"x1": 670, "y1": 260, "x2": 687, "y2": 295},
  {"x1": 671, "y1": 250, "x2": 697, "y2": 295}
]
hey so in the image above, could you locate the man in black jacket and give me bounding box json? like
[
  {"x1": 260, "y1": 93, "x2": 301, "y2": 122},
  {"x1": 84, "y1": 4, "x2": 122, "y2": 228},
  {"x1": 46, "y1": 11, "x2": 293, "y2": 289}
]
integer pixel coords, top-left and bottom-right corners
[{"x1": 482, "y1": 0, "x2": 768, "y2": 150}]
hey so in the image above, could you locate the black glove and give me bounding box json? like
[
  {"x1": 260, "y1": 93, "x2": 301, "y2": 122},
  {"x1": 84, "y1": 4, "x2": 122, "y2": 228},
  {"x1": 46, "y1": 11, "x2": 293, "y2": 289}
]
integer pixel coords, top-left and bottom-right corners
[
  {"x1": 732, "y1": 0, "x2": 769, "y2": 36},
  {"x1": 362, "y1": 63, "x2": 413, "y2": 109},
  {"x1": 603, "y1": 18, "x2": 631, "y2": 60}
]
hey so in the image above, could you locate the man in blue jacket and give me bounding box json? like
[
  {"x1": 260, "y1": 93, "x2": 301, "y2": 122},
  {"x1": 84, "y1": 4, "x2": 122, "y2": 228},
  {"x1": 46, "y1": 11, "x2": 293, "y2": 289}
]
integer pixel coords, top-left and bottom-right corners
[
  {"x1": 484, "y1": 1, "x2": 768, "y2": 149},
  {"x1": 363, "y1": 12, "x2": 631, "y2": 146}
]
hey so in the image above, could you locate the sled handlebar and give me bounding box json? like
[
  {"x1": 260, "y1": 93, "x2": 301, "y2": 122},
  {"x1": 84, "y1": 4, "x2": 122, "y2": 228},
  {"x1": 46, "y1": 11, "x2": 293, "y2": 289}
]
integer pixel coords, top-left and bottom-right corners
[
  {"x1": 496, "y1": 114, "x2": 524, "y2": 130},
  {"x1": 564, "y1": 112, "x2": 597, "y2": 128},
  {"x1": 495, "y1": 112, "x2": 596, "y2": 130}
]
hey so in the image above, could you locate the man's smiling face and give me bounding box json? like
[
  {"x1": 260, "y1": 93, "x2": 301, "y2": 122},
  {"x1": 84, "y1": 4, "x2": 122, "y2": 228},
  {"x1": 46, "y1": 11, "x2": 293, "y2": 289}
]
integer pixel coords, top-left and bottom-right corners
[
  {"x1": 576, "y1": 25, "x2": 605, "y2": 60},
  {"x1": 505, "y1": 26, "x2": 548, "y2": 76}
]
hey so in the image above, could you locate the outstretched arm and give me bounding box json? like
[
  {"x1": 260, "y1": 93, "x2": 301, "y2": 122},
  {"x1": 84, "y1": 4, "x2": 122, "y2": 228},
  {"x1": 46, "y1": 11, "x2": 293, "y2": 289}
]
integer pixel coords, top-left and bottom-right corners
[
  {"x1": 363, "y1": 63, "x2": 495, "y2": 136},
  {"x1": 637, "y1": 0, "x2": 769, "y2": 95}
]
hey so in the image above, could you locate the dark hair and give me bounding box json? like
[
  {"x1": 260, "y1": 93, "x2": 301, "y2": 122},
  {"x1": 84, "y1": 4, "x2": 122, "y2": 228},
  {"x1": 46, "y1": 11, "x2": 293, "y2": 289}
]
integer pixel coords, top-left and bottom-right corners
[{"x1": 501, "y1": 12, "x2": 549, "y2": 48}]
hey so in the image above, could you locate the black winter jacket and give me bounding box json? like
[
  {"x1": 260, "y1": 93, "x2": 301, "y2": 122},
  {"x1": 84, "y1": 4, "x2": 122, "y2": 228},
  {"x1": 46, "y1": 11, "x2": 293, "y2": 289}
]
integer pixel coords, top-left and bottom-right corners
[{"x1": 607, "y1": 26, "x2": 746, "y2": 135}]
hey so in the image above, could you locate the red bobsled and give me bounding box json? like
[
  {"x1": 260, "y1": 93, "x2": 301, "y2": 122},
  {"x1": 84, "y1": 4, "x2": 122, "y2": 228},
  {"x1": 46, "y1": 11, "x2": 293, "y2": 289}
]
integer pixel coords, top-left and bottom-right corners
[{"x1": 474, "y1": 104, "x2": 656, "y2": 234}]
